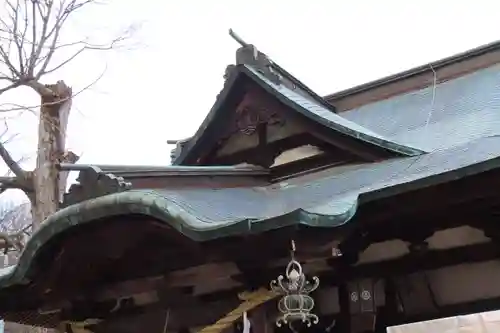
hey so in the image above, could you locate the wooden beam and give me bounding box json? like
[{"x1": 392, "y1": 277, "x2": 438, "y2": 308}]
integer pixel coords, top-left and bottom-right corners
[
  {"x1": 270, "y1": 153, "x2": 353, "y2": 180},
  {"x1": 4, "y1": 242, "x2": 500, "y2": 330},
  {"x1": 386, "y1": 296, "x2": 500, "y2": 328},
  {"x1": 210, "y1": 132, "x2": 345, "y2": 167},
  {"x1": 357, "y1": 167, "x2": 500, "y2": 226},
  {"x1": 226, "y1": 242, "x2": 500, "y2": 291},
  {"x1": 72, "y1": 241, "x2": 500, "y2": 307},
  {"x1": 325, "y1": 241, "x2": 500, "y2": 282}
]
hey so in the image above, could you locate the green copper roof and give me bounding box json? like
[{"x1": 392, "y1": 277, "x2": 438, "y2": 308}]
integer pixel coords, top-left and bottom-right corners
[
  {"x1": 0, "y1": 189, "x2": 358, "y2": 288},
  {"x1": 3, "y1": 136, "x2": 500, "y2": 290}
]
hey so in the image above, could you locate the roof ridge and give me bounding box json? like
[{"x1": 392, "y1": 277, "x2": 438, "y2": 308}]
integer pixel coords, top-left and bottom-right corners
[{"x1": 228, "y1": 29, "x2": 337, "y2": 113}]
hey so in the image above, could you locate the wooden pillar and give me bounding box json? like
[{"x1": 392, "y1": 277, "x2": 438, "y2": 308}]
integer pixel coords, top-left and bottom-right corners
[
  {"x1": 374, "y1": 279, "x2": 398, "y2": 333},
  {"x1": 338, "y1": 283, "x2": 351, "y2": 333}
]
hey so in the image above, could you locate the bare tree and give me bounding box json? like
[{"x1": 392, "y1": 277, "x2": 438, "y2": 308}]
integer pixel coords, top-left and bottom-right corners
[
  {"x1": 0, "y1": 200, "x2": 51, "y2": 333},
  {"x1": 0, "y1": 2, "x2": 130, "y2": 331},
  {"x1": 0, "y1": 0, "x2": 129, "y2": 245},
  {"x1": 0, "y1": 200, "x2": 30, "y2": 264}
]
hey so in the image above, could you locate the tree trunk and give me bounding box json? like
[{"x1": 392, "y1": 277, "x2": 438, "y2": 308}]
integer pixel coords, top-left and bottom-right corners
[
  {"x1": 32, "y1": 81, "x2": 73, "y2": 227},
  {"x1": 29, "y1": 82, "x2": 76, "y2": 333}
]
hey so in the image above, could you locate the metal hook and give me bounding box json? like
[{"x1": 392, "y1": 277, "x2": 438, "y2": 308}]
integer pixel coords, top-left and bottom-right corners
[{"x1": 290, "y1": 239, "x2": 296, "y2": 260}]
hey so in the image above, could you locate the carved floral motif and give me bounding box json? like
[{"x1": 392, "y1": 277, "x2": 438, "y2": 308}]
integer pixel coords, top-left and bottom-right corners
[{"x1": 231, "y1": 88, "x2": 285, "y2": 136}]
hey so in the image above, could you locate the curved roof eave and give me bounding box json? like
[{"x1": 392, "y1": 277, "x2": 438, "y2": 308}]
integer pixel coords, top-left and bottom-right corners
[
  {"x1": 4, "y1": 136, "x2": 500, "y2": 289},
  {"x1": 0, "y1": 190, "x2": 359, "y2": 289}
]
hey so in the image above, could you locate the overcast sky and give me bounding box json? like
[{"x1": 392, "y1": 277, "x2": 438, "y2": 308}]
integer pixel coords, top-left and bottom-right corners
[{"x1": 1, "y1": 0, "x2": 500, "y2": 197}]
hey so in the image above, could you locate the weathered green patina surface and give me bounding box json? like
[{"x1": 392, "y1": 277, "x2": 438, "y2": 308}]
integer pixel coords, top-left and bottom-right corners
[{"x1": 3, "y1": 138, "x2": 500, "y2": 289}]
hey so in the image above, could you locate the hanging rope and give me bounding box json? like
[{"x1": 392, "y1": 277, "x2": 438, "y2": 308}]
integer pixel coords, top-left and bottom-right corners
[
  {"x1": 197, "y1": 288, "x2": 279, "y2": 333},
  {"x1": 162, "y1": 309, "x2": 170, "y2": 333},
  {"x1": 59, "y1": 318, "x2": 101, "y2": 333}
]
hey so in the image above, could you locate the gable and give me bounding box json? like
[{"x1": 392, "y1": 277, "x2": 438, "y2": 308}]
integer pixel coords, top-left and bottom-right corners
[
  {"x1": 172, "y1": 44, "x2": 424, "y2": 174},
  {"x1": 205, "y1": 79, "x2": 356, "y2": 170}
]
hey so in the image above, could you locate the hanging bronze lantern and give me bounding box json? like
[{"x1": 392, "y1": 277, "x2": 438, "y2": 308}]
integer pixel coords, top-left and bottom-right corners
[{"x1": 270, "y1": 241, "x2": 320, "y2": 328}]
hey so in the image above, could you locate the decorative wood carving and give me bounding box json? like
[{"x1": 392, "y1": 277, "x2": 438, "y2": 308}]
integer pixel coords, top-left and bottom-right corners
[
  {"x1": 62, "y1": 167, "x2": 132, "y2": 208},
  {"x1": 229, "y1": 87, "x2": 286, "y2": 136}
]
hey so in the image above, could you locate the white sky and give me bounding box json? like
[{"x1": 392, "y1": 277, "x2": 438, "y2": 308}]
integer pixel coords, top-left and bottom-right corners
[{"x1": 1, "y1": 0, "x2": 500, "y2": 191}]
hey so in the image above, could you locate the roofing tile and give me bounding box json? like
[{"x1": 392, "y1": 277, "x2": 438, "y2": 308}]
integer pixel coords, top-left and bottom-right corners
[
  {"x1": 2, "y1": 135, "x2": 500, "y2": 290},
  {"x1": 155, "y1": 136, "x2": 500, "y2": 226},
  {"x1": 343, "y1": 64, "x2": 500, "y2": 151}
]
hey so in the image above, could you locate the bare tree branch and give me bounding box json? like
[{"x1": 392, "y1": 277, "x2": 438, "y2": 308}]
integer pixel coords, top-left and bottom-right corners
[
  {"x1": 0, "y1": 143, "x2": 23, "y2": 177},
  {"x1": 0, "y1": 175, "x2": 33, "y2": 194},
  {"x1": 0, "y1": 64, "x2": 106, "y2": 112},
  {"x1": 0, "y1": 201, "x2": 31, "y2": 254},
  {"x1": 0, "y1": 231, "x2": 23, "y2": 253},
  {"x1": 0, "y1": 0, "x2": 131, "y2": 207},
  {"x1": 0, "y1": 0, "x2": 130, "y2": 98},
  {"x1": 0, "y1": 120, "x2": 26, "y2": 180},
  {"x1": 27, "y1": 0, "x2": 53, "y2": 75}
]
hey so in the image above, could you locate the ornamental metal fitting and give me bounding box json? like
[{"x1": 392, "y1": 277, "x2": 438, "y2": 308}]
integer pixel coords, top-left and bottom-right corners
[{"x1": 270, "y1": 240, "x2": 320, "y2": 328}]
